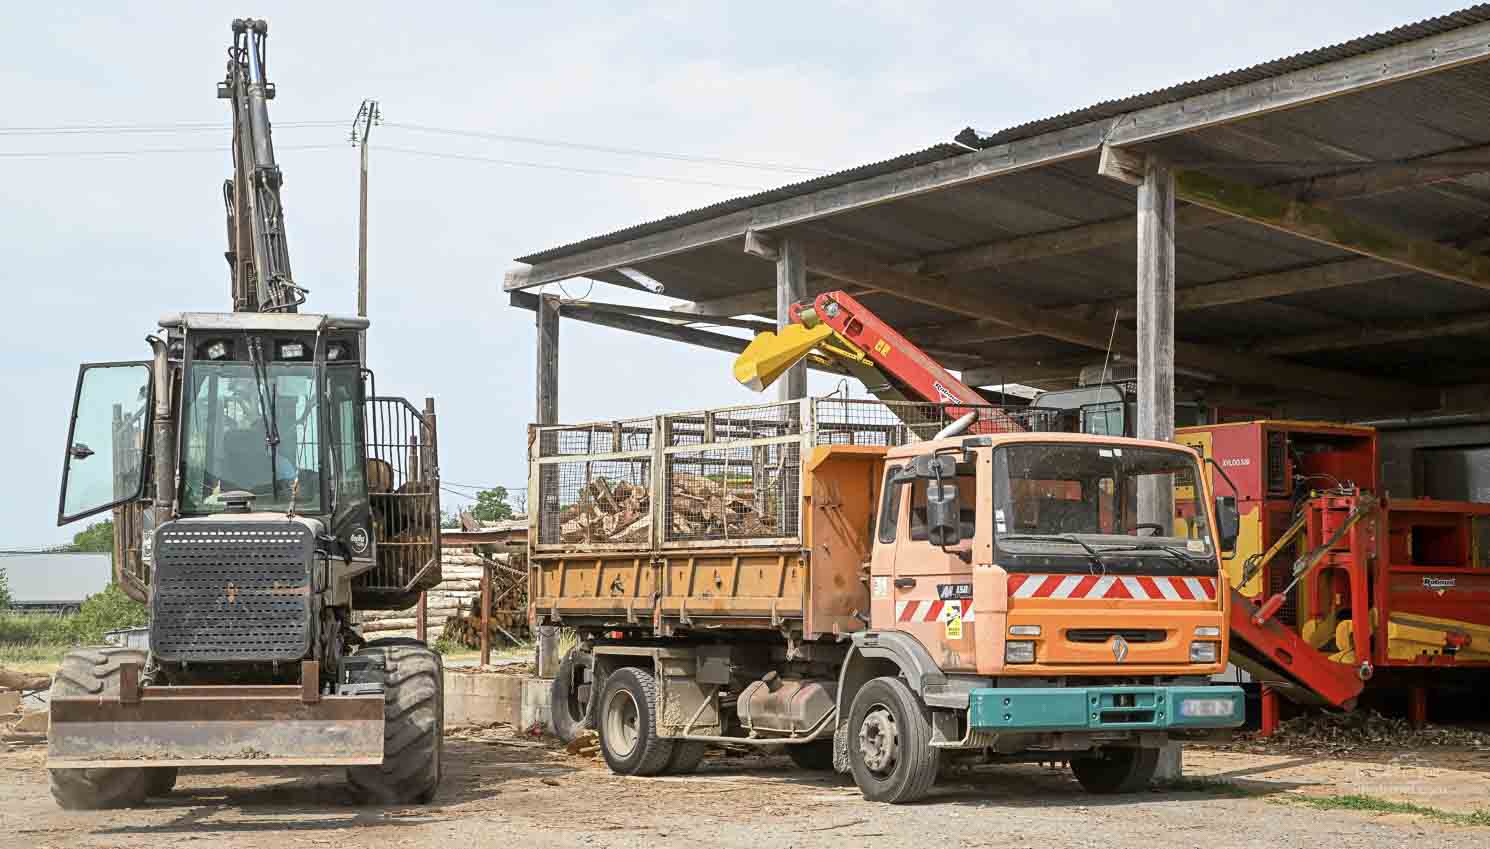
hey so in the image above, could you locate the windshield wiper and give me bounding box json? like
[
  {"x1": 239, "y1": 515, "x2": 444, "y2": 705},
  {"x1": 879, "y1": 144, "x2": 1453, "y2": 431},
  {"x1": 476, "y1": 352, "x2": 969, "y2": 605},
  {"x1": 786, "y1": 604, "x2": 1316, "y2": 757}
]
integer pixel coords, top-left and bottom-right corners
[
  {"x1": 998, "y1": 534, "x2": 1109, "y2": 573},
  {"x1": 247, "y1": 336, "x2": 281, "y2": 499},
  {"x1": 1100, "y1": 542, "x2": 1209, "y2": 566}
]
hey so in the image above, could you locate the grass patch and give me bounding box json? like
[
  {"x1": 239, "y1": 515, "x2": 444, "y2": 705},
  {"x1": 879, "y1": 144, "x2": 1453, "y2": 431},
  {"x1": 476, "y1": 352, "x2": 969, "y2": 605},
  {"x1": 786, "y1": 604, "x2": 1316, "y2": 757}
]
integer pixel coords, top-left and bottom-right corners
[{"x1": 1287, "y1": 794, "x2": 1490, "y2": 827}]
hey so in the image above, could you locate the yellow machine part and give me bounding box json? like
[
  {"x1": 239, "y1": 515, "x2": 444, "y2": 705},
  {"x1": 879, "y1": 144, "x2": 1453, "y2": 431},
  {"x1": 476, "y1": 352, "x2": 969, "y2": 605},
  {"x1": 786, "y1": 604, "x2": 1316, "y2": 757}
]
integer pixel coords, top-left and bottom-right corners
[
  {"x1": 733, "y1": 323, "x2": 836, "y2": 391},
  {"x1": 1385, "y1": 611, "x2": 1490, "y2": 662}
]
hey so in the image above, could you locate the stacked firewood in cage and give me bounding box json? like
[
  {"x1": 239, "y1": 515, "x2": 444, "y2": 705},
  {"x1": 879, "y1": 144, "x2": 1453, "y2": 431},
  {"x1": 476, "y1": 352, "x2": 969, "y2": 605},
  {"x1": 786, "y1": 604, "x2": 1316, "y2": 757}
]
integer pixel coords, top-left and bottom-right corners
[
  {"x1": 439, "y1": 548, "x2": 530, "y2": 649},
  {"x1": 557, "y1": 472, "x2": 781, "y2": 544}
]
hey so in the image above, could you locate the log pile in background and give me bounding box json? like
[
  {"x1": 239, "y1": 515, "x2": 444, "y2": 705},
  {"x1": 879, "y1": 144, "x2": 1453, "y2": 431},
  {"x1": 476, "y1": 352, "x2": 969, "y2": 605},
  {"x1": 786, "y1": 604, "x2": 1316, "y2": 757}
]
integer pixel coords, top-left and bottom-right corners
[
  {"x1": 355, "y1": 545, "x2": 526, "y2": 645},
  {"x1": 560, "y1": 474, "x2": 779, "y2": 544}
]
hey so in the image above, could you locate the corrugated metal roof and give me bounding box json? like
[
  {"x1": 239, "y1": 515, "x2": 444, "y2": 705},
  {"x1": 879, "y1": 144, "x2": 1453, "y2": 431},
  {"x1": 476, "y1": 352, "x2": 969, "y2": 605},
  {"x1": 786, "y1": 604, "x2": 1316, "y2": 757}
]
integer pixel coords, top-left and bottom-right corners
[
  {"x1": 968, "y1": 5, "x2": 1490, "y2": 149},
  {"x1": 518, "y1": 5, "x2": 1490, "y2": 266},
  {"x1": 516, "y1": 144, "x2": 969, "y2": 264}
]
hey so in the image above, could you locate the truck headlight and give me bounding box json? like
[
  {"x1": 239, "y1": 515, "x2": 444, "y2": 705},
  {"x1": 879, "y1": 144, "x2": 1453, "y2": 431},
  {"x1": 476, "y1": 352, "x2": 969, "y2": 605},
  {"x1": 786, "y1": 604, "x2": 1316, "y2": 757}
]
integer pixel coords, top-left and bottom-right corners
[
  {"x1": 1189, "y1": 641, "x2": 1219, "y2": 663},
  {"x1": 1006, "y1": 640, "x2": 1036, "y2": 664},
  {"x1": 1180, "y1": 697, "x2": 1236, "y2": 718},
  {"x1": 1195, "y1": 626, "x2": 1221, "y2": 638},
  {"x1": 1008, "y1": 625, "x2": 1041, "y2": 637}
]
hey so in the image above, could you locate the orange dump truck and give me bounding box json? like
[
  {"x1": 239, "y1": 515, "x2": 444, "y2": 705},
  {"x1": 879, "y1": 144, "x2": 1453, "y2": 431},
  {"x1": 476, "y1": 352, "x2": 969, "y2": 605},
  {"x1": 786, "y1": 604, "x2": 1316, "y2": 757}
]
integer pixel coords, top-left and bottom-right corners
[{"x1": 530, "y1": 398, "x2": 1244, "y2": 803}]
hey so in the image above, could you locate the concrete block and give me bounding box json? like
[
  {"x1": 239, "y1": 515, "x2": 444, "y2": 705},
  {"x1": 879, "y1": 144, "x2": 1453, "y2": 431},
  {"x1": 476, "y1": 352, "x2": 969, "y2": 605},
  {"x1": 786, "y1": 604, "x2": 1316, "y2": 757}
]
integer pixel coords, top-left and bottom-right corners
[
  {"x1": 0, "y1": 690, "x2": 20, "y2": 716},
  {"x1": 1155, "y1": 740, "x2": 1183, "y2": 781},
  {"x1": 443, "y1": 671, "x2": 554, "y2": 734}
]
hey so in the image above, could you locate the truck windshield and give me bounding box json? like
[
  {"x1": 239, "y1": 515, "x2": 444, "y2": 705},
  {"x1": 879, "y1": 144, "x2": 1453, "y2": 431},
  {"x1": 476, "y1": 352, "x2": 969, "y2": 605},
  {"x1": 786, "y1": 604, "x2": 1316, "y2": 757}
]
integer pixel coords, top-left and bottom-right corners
[
  {"x1": 180, "y1": 361, "x2": 323, "y2": 514},
  {"x1": 993, "y1": 443, "x2": 1213, "y2": 567}
]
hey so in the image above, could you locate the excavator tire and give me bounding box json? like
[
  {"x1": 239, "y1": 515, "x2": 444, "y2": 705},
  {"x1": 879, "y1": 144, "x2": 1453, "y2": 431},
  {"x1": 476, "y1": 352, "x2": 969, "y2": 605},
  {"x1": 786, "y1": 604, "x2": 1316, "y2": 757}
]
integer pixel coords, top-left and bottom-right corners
[
  {"x1": 47, "y1": 648, "x2": 151, "y2": 809},
  {"x1": 347, "y1": 639, "x2": 444, "y2": 804}
]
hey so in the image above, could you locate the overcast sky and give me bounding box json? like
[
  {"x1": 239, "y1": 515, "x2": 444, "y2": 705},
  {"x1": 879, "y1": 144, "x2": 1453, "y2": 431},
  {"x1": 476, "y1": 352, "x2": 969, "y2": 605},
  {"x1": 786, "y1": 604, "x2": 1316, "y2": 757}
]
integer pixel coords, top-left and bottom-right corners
[{"x1": 1, "y1": 0, "x2": 1469, "y2": 547}]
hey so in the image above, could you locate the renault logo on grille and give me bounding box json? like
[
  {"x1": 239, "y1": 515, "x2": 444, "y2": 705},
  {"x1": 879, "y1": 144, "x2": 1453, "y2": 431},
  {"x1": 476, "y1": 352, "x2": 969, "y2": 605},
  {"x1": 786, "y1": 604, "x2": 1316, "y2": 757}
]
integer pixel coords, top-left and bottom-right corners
[{"x1": 1111, "y1": 634, "x2": 1130, "y2": 663}]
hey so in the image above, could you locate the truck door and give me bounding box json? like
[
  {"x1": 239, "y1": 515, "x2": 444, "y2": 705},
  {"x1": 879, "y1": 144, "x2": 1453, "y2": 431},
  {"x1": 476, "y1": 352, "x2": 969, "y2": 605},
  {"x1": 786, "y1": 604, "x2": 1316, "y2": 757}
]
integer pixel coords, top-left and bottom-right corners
[
  {"x1": 57, "y1": 362, "x2": 153, "y2": 526},
  {"x1": 889, "y1": 454, "x2": 979, "y2": 670}
]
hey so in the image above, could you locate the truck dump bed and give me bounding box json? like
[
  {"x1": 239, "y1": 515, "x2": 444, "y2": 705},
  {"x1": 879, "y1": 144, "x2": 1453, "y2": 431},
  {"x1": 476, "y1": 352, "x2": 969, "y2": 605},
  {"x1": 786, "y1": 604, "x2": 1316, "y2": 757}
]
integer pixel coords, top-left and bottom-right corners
[{"x1": 529, "y1": 398, "x2": 1035, "y2": 638}]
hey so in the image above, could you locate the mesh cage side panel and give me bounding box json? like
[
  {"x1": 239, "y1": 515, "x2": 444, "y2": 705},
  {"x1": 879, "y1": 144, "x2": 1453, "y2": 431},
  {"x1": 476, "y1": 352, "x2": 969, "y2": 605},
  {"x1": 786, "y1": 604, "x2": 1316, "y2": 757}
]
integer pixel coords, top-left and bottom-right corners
[
  {"x1": 151, "y1": 521, "x2": 314, "y2": 662},
  {"x1": 537, "y1": 458, "x2": 653, "y2": 546},
  {"x1": 664, "y1": 443, "x2": 800, "y2": 542}
]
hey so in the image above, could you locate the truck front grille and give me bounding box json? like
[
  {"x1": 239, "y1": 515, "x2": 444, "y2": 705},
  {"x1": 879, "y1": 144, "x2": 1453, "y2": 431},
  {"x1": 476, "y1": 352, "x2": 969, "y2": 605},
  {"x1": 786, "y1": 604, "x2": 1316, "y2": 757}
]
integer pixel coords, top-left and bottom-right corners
[
  {"x1": 151, "y1": 520, "x2": 315, "y2": 662},
  {"x1": 1066, "y1": 628, "x2": 1167, "y2": 644}
]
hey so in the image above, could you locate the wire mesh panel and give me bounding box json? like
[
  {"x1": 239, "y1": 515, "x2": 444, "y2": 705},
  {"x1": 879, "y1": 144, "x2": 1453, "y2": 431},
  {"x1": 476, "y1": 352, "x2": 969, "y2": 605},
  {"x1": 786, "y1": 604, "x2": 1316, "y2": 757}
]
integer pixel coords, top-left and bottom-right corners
[
  {"x1": 356, "y1": 396, "x2": 440, "y2": 608},
  {"x1": 665, "y1": 401, "x2": 800, "y2": 448},
  {"x1": 536, "y1": 457, "x2": 653, "y2": 547},
  {"x1": 812, "y1": 398, "x2": 1057, "y2": 445},
  {"x1": 663, "y1": 442, "x2": 801, "y2": 544},
  {"x1": 537, "y1": 417, "x2": 654, "y2": 457}
]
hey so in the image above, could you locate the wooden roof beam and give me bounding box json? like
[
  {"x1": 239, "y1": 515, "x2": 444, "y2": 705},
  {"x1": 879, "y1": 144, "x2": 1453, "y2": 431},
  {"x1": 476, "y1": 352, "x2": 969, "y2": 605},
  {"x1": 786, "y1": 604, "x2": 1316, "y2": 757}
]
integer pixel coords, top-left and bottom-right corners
[
  {"x1": 1255, "y1": 309, "x2": 1490, "y2": 355},
  {"x1": 1174, "y1": 169, "x2": 1490, "y2": 292},
  {"x1": 920, "y1": 142, "x2": 1490, "y2": 277},
  {"x1": 746, "y1": 231, "x2": 1434, "y2": 406}
]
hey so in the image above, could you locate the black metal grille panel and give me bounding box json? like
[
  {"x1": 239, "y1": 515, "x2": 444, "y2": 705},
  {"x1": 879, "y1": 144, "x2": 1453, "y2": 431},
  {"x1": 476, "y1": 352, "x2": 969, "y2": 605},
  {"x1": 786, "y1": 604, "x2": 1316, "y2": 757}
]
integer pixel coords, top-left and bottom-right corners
[{"x1": 151, "y1": 520, "x2": 315, "y2": 662}]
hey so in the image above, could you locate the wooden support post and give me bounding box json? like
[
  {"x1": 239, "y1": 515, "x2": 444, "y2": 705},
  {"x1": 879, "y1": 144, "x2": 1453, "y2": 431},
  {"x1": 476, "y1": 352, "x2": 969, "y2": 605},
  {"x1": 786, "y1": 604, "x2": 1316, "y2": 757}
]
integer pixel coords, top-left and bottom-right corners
[
  {"x1": 1136, "y1": 157, "x2": 1176, "y2": 526},
  {"x1": 480, "y1": 559, "x2": 492, "y2": 668},
  {"x1": 536, "y1": 294, "x2": 560, "y2": 426},
  {"x1": 776, "y1": 237, "x2": 807, "y2": 401},
  {"x1": 416, "y1": 591, "x2": 428, "y2": 643}
]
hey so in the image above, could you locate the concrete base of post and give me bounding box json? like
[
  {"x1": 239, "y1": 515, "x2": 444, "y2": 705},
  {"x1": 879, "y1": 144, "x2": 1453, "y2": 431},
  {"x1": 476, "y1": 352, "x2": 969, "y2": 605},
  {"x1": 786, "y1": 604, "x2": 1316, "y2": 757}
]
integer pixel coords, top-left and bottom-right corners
[{"x1": 1155, "y1": 740, "x2": 1183, "y2": 781}]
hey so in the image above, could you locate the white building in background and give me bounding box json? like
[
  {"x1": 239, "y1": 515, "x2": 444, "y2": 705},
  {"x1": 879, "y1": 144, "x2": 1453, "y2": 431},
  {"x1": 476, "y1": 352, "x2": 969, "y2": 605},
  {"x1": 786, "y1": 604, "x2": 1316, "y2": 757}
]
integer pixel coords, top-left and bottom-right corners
[{"x1": 1, "y1": 552, "x2": 111, "y2": 611}]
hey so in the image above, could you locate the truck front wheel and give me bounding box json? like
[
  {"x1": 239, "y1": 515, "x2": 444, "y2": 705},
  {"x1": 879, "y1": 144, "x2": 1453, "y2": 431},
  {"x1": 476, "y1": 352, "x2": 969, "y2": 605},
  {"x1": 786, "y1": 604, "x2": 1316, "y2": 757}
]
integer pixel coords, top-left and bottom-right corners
[
  {"x1": 597, "y1": 667, "x2": 675, "y2": 776},
  {"x1": 846, "y1": 676, "x2": 940, "y2": 804},
  {"x1": 347, "y1": 640, "x2": 444, "y2": 804},
  {"x1": 1070, "y1": 746, "x2": 1159, "y2": 794}
]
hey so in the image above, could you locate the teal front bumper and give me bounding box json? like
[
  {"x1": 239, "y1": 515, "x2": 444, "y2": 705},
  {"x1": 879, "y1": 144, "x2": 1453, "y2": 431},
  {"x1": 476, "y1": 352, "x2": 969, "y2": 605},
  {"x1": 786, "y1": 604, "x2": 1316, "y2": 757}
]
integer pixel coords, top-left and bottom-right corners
[{"x1": 968, "y1": 685, "x2": 1245, "y2": 732}]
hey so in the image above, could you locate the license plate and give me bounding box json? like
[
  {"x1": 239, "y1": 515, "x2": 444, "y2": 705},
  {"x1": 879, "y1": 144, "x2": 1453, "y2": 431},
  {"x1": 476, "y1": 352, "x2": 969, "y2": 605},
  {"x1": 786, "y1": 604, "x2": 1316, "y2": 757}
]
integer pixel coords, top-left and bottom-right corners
[{"x1": 1179, "y1": 697, "x2": 1235, "y2": 718}]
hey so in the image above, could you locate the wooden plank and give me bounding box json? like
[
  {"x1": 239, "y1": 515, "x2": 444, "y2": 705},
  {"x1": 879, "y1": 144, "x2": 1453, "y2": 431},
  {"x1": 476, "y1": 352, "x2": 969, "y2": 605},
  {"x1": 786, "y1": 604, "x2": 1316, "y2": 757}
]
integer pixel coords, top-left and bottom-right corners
[
  {"x1": 923, "y1": 143, "x2": 1490, "y2": 277},
  {"x1": 770, "y1": 232, "x2": 1431, "y2": 406},
  {"x1": 1175, "y1": 169, "x2": 1490, "y2": 292}
]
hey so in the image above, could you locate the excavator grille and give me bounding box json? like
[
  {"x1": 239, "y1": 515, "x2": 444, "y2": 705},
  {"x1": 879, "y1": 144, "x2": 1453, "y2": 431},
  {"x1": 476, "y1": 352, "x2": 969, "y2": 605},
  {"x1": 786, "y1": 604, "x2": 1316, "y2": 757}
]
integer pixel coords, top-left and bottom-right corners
[{"x1": 150, "y1": 520, "x2": 315, "y2": 662}]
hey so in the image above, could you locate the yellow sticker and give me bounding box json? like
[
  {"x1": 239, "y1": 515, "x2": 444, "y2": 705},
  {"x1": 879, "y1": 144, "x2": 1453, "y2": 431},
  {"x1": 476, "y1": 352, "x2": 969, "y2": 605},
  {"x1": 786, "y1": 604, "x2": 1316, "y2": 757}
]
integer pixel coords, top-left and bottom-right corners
[{"x1": 945, "y1": 609, "x2": 963, "y2": 640}]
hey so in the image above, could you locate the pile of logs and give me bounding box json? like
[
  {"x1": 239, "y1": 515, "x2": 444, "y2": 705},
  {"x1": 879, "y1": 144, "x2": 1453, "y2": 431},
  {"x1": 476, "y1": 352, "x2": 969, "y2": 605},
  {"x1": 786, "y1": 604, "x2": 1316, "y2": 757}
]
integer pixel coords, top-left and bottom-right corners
[
  {"x1": 355, "y1": 545, "x2": 526, "y2": 644},
  {"x1": 559, "y1": 473, "x2": 780, "y2": 544}
]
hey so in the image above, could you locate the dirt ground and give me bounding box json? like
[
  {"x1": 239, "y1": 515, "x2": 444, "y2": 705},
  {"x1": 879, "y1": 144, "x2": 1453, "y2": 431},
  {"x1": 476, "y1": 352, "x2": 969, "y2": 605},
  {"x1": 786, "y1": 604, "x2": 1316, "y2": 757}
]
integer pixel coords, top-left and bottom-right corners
[{"x1": 1, "y1": 726, "x2": 1487, "y2": 849}]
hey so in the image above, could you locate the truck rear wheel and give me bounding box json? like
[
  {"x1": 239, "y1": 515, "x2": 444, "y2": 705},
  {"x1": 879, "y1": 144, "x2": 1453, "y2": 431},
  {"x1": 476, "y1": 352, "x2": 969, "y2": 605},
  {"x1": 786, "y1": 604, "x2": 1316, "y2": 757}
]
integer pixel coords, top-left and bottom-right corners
[
  {"x1": 48, "y1": 648, "x2": 150, "y2": 809},
  {"x1": 846, "y1": 677, "x2": 940, "y2": 804},
  {"x1": 347, "y1": 640, "x2": 444, "y2": 804},
  {"x1": 550, "y1": 648, "x2": 596, "y2": 744},
  {"x1": 597, "y1": 667, "x2": 675, "y2": 776},
  {"x1": 663, "y1": 741, "x2": 707, "y2": 774},
  {"x1": 1070, "y1": 746, "x2": 1159, "y2": 794}
]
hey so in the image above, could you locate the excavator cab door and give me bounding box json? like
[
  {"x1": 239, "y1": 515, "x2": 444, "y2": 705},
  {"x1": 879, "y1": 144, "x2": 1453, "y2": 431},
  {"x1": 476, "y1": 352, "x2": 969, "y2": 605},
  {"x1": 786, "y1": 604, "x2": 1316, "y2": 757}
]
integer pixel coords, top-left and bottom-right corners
[{"x1": 57, "y1": 362, "x2": 153, "y2": 526}]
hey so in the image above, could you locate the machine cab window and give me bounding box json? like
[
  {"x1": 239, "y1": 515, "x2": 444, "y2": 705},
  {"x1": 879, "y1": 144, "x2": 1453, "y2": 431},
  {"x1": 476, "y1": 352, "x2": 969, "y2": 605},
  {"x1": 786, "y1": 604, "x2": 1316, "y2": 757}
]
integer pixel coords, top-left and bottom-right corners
[{"x1": 57, "y1": 362, "x2": 153, "y2": 524}]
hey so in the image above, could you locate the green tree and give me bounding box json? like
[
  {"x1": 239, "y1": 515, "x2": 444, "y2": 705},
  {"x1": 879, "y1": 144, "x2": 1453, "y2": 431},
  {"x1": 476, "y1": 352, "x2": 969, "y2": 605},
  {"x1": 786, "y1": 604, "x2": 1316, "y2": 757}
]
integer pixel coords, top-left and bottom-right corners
[
  {"x1": 68, "y1": 583, "x2": 149, "y2": 644},
  {"x1": 470, "y1": 487, "x2": 514, "y2": 523},
  {"x1": 440, "y1": 510, "x2": 461, "y2": 529},
  {"x1": 0, "y1": 567, "x2": 12, "y2": 609},
  {"x1": 71, "y1": 520, "x2": 114, "y2": 553}
]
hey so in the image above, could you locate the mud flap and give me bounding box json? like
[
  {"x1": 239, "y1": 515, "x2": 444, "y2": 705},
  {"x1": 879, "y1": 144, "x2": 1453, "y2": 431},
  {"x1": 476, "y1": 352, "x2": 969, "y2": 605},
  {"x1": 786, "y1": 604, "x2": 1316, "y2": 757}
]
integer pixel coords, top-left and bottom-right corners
[{"x1": 47, "y1": 685, "x2": 384, "y2": 769}]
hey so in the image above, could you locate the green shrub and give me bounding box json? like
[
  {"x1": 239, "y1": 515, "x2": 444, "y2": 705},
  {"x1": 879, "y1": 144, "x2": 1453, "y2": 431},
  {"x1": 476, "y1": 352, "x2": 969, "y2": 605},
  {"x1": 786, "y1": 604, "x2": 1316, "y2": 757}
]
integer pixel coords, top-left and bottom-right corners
[{"x1": 66, "y1": 582, "x2": 149, "y2": 645}]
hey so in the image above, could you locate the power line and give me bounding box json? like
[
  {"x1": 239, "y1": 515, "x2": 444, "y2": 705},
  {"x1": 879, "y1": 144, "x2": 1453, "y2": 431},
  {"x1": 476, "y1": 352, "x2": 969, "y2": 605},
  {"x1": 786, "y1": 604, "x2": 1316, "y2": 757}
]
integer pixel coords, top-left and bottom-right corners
[
  {"x1": 0, "y1": 142, "x2": 344, "y2": 159},
  {"x1": 382, "y1": 121, "x2": 826, "y2": 175},
  {"x1": 379, "y1": 145, "x2": 767, "y2": 190},
  {"x1": 0, "y1": 120, "x2": 342, "y2": 136}
]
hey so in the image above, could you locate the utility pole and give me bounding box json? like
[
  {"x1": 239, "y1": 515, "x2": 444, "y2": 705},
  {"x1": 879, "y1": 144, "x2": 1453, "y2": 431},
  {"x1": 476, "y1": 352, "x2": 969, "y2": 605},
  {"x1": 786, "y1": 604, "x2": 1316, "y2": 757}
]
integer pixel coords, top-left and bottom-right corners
[{"x1": 351, "y1": 99, "x2": 380, "y2": 320}]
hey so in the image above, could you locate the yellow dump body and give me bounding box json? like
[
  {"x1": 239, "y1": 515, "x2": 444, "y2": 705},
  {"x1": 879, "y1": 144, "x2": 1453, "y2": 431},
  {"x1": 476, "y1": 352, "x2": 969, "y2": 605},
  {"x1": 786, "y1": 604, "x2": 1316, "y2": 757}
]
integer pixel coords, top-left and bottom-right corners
[{"x1": 528, "y1": 399, "x2": 978, "y2": 638}]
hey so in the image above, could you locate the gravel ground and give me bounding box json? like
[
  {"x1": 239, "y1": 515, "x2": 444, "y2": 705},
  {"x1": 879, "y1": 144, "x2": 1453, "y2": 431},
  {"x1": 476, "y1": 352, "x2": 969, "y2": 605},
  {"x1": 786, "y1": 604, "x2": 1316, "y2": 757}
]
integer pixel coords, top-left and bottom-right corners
[{"x1": 2, "y1": 727, "x2": 1488, "y2": 849}]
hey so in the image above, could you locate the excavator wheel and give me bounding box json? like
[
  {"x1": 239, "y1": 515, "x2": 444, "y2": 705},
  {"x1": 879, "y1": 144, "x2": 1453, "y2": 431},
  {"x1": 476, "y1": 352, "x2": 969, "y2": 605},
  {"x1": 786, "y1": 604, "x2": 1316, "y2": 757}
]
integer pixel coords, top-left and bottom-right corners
[
  {"x1": 347, "y1": 639, "x2": 444, "y2": 804},
  {"x1": 47, "y1": 648, "x2": 151, "y2": 809}
]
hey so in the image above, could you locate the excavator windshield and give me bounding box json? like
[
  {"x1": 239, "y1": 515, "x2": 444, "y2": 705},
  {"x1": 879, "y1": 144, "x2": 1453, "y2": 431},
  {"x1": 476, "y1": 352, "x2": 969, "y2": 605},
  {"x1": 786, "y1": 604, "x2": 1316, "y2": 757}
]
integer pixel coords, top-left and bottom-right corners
[{"x1": 180, "y1": 359, "x2": 323, "y2": 514}]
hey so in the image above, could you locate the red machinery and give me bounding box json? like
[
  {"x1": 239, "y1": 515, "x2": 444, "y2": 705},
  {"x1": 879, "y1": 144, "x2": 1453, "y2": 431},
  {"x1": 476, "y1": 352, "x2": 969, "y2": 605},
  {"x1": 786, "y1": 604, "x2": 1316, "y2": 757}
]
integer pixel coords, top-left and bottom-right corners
[{"x1": 1181, "y1": 421, "x2": 1490, "y2": 730}]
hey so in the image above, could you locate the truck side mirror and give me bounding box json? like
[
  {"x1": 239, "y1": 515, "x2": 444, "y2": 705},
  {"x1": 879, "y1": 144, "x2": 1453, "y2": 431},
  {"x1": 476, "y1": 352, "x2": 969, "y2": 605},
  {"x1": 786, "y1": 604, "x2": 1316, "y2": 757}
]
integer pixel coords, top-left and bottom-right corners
[
  {"x1": 1214, "y1": 495, "x2": 1240, "y2": 554},
  {"x1": 912, "y1": 454, "x2": 963, "y2": 546}
]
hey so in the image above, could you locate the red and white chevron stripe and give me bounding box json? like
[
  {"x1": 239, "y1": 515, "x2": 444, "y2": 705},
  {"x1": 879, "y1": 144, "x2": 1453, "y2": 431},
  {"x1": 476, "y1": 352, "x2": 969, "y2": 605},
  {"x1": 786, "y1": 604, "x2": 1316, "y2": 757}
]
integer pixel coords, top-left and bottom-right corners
[
  {"x1": 1007, "y1": 573, "x2": 1216, "y2": 601},
  {"x1": 895, "y1": 598, "x2": 975, "y2": 623}
]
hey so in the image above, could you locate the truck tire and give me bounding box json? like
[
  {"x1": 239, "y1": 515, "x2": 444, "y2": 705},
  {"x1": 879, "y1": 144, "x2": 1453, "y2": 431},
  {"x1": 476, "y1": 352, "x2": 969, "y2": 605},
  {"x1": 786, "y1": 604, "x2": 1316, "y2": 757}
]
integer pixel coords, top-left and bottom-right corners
[
  {"x1": 787, "y1": 740, "x2": 836, "y2": 771},
  {"x1": 1070, "y1": 746, "x2": 1159, "y2": 794},
  {"x1": 347, "y1": 640, "x2": 443, "y2": 804},
  {"x1": 550, "y1": 648, "x2": 596, "y2": 744},
  {"x1": 596, "y1": 667, "x2": 675, "y2": 776},
  {"x1": 846, "y1": 676, "x2": 941, "y2": 804},
  {"x1": 48, "y1": 648, "x2": 151, "y2": 809},
  {"x1": 663, "y1": 741, "x2": 707, "y2": 774},
  {"x1": 143, "y1": 768, "x2": 179, "y2": 797}
]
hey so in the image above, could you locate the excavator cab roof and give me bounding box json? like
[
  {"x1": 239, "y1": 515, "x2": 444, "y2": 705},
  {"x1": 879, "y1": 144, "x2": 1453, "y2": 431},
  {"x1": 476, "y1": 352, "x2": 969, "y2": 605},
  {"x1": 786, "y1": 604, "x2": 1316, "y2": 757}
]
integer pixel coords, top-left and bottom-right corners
[{"x1": 159, "y1": 312, "x2": 369, "y2": 332}]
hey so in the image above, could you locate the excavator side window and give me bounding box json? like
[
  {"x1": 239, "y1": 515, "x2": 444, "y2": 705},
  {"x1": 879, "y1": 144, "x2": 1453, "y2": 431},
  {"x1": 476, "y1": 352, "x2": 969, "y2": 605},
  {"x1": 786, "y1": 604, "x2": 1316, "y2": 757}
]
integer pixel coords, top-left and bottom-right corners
[{"x1": 58, "y1": 362, "x2": 152, "y2": 525}]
